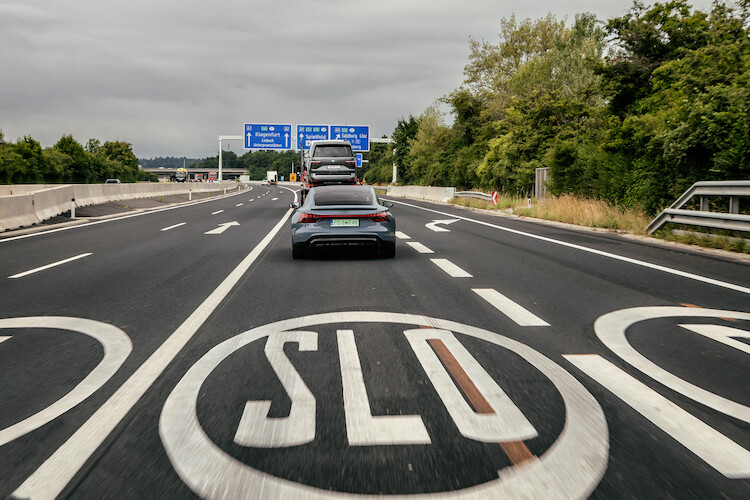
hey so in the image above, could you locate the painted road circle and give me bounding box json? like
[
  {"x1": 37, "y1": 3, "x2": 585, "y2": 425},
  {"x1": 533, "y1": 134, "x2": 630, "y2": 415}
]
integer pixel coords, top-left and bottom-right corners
[
  {"x1": 0, "y1": 316, "x2": 132, "y2": 446},
  {"x1": 161, "y1": 311, "x2": 608, "y2": 498},
  {"x1": 595, "y1": 306, "x2": 750, "y2": 423}
]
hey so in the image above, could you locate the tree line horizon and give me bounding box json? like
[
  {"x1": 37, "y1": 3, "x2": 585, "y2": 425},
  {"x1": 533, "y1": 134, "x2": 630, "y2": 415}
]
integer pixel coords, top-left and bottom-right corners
[{"x1": 2, "y1": 1, "x2": 748, "y2": 214}]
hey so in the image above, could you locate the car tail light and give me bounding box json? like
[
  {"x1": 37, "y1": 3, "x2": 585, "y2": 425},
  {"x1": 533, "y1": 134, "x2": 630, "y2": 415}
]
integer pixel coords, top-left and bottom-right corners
[
  {"x1": 298, "y1": 212, "x2": 389, "y2": 223},
  {"x1": 367, "y1": 212, "x2": 389, "y2": 222},
  {"x1": 310, "y1": 161, "x2": 321, "y2": 166},
  {"x1": 298, "y1": 212, "x2": 329, "y2": 223},
  {"x1": 345, "y1": 160, "x2": 355, "y2": 165}
]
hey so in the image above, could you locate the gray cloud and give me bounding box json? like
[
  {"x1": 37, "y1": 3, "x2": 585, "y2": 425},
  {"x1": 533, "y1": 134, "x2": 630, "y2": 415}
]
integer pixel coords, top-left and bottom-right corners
[{"x1": 0, "y1": 0, "x2": 713, "y2": 158}]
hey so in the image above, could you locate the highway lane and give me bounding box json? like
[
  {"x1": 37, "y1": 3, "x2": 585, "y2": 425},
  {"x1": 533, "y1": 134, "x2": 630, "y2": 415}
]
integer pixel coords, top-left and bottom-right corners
[
  {"x1": 0, "y1": 183, "x2": 297, "y2": 495},
  {"x1": 1, "y1": 191, "x2": 749, "y2": 498}
]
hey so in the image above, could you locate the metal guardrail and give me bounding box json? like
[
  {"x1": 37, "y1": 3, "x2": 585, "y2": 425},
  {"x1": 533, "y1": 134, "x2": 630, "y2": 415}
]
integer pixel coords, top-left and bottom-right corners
[
  {"x1": 454, "y1": 191, "x2": 493, "y2": 202},
  {"x1": 646, "y1": 180, "x2": 750, "y2": 235}
]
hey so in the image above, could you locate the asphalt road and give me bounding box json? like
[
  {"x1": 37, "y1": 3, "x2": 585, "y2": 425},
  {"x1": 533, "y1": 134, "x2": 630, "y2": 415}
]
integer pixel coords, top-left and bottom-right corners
[{"x1": 1, "y1": 183, "x2": 748, "y2": 499}]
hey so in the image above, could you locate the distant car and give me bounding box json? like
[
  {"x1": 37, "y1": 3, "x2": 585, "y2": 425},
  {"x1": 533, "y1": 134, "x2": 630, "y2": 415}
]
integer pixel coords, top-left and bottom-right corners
[
  {"x1": 269, "y1": 179, "x2": 277, "y2": 186},
  {"x1": 300, "y1": 140, "x2": 358, "y2": 201},
  {"x1": 105, "y1": 178, "x2": 121, "y2": 184},
  {"x1": 290, "y1": 185, "x2": 395, "y2": 259}
]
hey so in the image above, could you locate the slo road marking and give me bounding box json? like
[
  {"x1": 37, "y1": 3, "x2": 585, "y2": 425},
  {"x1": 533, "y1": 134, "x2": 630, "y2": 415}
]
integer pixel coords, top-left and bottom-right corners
[
  {"x1": 234, "y1": 331, "x2": 317, "y2": 448},
  {"x1": 428, "y1": 337, "x2": 536, "y2": 465},
  {"x1": 565, "y1": 354, "x2": 750, "y2": 479},
  {"x1": 160, "y1": 312, "x2": 607, "y2": 499},
  {"x1": 337, "y1": 329, "x2": 431, "y2": 445},
  {"x1": 595, "y1": 306, "x2": 750, "y2": 424},
  {"x1": 431, "y1": 258, "x2": 472, "y2": 278},
  {"x1": 161, "y1": 223, "x2": 186, "y2": 232},
  {"x1": 407, "y1": 242, "x2": 434, "y2": 254},
  {"x1": 8, "y1": 253, "x2": 92, "y2": 279},
  {"x1": 0, "y1": 317, "x2": 132, "y2": 447},
  {"x1": 12, "y1": 209, "x2": 294, "y2": 500},
  {"x1": 472, "y1": 288, "x2": 549, "y2": 327}
]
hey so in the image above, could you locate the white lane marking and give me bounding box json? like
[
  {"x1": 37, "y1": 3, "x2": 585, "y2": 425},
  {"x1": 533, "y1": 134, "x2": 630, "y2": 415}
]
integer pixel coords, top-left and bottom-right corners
[
  {"x1": 405, "y1": 328, "x2": 537, "y2": 441},
  {"x1": 236, "y1": 203, "x2": 243, "y2": 207},
  {"x1": 595, "y1": 306, "x2": 750, "y2": 423},
  {"x1": 565, "y1": 354, "x2": 750, "y2": 479},
  {"x1": 426, "y1": 219, "x2": 459, "y2": 232},
  {"x1": 249, "y1": 199, "x2": 254, "y2": 202},
  {"x1": 211, "y1": 210, "x2": 224, "y2": 215},
  {"x1": 407, "y1": 241, "x2": 434, "y2": 253},
  {"x1": 431, "y1": 258, "x2": 472, "y2": 278},
  {"x1": 205, "y1": 221, "x2": 240, "y2": 235},
  {"x1": 0, "y1": 317, "x2": 132, "y2": 447},
  {"x1": 272, "y1": 197, "x2": 279, "y2": 201},
  {"x1": 234, "y1": 331, "x2": 317, "y2": 448},
  {"x1": 472, "y1": 288, "x2": 550, "y2": 327},
  {"x1": 160, "y1": 312, "x2": 607, "y2": 499},
  {"x1": 395, "y1": 231, "x2": 411, "y2": 240},
  {"x1": 337, "y1": 329, "x2": 431, "y2": 445},
  {"x1": 8, "y1": 253, "x2": 92, "y2": 279},
  {"x1": 388, "y1": 199, "x2": 750, "y2": 296},
  {"x1": 161, "y1": 223, "x2": 186, "y2": 232},
  {"x1": 13, "y1": 209, "x2": 294, "y2": 500},
  {"x1": 0, "y1": 336, "x2": 10, "y2": 345},
  {"x1": 679, "y1": 324, "x2": 750, "y2": 356}
]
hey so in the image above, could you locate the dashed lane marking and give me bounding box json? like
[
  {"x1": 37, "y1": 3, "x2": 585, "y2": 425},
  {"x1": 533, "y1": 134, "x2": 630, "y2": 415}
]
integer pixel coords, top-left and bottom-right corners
[
  {"x1": 431, "y1": 258, "x2": 472, "y2": 278},
  {"x1": 8, "y1": 253, "x2": 93, "y2": 279},
  {"x1": 161, "y1": 223, "x2": 186, "y2": 232},
  {"x1": 387, "y1": 199, "x2": 750, "y2": 296},
  {"x1": 236, "y1": 203, "x2": 243, "y2": 207},
  {"x1": 407, "y1": 242, "x2": 434, "y2": 254},
  {"x1": 472, "y1": 288, "x2": 549, "y2": 327},
  {"x1": 211, "y1": 210, "x2": 224, "y2": 215},
  {"x1": 395, "y1": 231, "x2": 411, "y2": 240}
]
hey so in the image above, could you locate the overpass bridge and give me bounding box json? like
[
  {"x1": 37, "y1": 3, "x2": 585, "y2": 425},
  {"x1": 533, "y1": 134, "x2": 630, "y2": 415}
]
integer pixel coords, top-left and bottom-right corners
[{"x1": 140, "y1": 167, "x2": 249, "y2": 181}]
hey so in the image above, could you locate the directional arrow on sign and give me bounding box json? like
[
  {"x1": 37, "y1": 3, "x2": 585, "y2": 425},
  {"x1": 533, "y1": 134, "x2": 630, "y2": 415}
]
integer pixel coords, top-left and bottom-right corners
[
  {"x1": 426, "y1": 219, "x2": 459, "y2": 232},
  {"x1": 205, "y1": 221, "x2": 240, "y2": 235}
]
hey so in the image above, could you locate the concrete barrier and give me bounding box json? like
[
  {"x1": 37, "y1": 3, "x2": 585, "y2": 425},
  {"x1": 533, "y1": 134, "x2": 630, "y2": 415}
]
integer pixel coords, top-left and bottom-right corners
[
  {"x1": 33, "y1": 185, "x2": 74, "y2": 222},
  {"x1": 0, "y1": 193, "x2": 40, "y2": 231},
  {"x1": 385, "y1": 185, "x2": 455, "y2": 203},
  {"x1": 1, "y1": 182, "x2": 239, "y2": 232}
]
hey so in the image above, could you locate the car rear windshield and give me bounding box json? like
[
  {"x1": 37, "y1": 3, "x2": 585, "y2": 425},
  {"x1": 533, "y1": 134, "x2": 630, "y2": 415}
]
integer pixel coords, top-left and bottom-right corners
[
  {"x1": 314, "y1": 145, "x2": 353, "y2": 157},
  {"x1": 314, "y1": 188, "x2": 374, "y2": 206}
]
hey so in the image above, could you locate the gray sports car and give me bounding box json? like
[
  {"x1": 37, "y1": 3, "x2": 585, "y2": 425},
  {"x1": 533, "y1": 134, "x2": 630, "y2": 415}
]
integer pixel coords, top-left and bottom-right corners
[{"x1": 290, "y1": 185, "x2": 396, "y2": 259}]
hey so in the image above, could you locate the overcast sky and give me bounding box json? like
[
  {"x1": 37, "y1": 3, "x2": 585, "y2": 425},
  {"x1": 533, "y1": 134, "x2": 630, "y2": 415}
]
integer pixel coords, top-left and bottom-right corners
[{"x1": 1, "y1": 0, "x2": 714, "y2": 159}]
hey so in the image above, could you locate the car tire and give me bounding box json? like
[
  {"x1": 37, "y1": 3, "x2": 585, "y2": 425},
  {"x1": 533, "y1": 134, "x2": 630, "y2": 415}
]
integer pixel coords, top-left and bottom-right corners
[
  {"x1": 381, "y1": 242, "x2": 396, "y2": 258},
  {"x1": 292, "y1": 245, "x2": 307, "y2": 259}
]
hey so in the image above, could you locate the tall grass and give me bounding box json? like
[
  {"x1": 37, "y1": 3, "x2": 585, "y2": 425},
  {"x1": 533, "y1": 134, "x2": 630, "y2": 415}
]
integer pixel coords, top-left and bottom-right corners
[
  {"x1": 449, "y1": 194, "x2": 526, "y2": 211},
  {"x1": 514, "y1": 194, "x2": 651, "y2": 234}
]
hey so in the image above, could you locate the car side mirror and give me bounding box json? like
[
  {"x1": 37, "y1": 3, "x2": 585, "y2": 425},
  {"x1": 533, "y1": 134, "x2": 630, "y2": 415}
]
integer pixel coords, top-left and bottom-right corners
[
  {"x1": 290, "y1": 202, "x2": 300, "y2": 209},
  {"x1": 382, "y1": 201, "x2": 394, "y2": 208}
]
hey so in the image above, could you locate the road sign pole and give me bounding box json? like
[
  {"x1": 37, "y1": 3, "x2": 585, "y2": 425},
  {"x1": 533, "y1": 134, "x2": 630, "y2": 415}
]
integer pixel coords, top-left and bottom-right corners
[{"x1": 218, "y1": 135, "x2": 242, "y2": 183}]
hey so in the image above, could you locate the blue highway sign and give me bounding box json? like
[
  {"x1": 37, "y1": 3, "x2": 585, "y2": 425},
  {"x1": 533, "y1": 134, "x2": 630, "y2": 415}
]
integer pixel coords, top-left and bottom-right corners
[
  {"x1": 355, "y1": 153, "x2": 363, "y2": 168},
  {"x1": 332, "y1": 125, "x2": 370, "y2": 152},
  {"x1": 244, "y1": 123, "x2": 293, "y2": 150},
  {"x1": 296, "y1": 125, "x2": 330, "y2": 150}
]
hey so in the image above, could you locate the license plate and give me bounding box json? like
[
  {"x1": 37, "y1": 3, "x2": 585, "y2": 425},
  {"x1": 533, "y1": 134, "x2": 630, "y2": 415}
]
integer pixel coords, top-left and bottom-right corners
[{"x1": 331, "y1": 218, "x2": 359, "y2": 227}]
